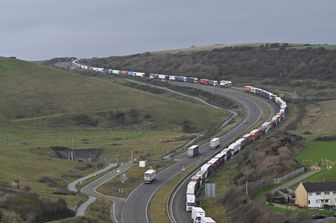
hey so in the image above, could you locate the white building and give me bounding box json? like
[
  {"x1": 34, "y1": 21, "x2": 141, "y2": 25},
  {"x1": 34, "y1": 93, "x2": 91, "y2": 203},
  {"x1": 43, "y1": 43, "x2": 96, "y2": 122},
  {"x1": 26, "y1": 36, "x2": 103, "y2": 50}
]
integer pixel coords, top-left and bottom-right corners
[{"x1": 295, "y1": 181, "x2": 336, "y2": 208}]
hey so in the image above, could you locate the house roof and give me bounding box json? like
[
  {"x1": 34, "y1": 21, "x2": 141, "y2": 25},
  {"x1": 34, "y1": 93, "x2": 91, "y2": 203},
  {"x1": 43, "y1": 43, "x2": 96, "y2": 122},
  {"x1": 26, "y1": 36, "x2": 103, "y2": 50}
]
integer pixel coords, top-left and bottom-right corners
[{"x1": 303, "y1": 181, "x2": 336, "y2": 192}]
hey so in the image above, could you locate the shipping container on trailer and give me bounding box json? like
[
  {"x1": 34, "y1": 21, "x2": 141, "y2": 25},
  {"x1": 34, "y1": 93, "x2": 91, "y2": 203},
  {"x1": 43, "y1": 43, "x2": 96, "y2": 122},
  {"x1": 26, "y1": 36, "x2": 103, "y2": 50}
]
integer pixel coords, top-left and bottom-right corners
[
  {"x1": 191, "y1": 175, "x2": 201, "y2": 185},
  {"x1": 149, "y1": 73, "x2": 159, "y2": 79},
  {"x1": 195, "y1": 169, "x2": 207, "y2": 185},
  {"x1": 250, "y1": 129, "x2": 261, "y2": 141},
  {"x1": 187, "y1": 77, "x2": 195, "y2": 83},
  {"x1": 128, "y1": 71, "x2": 135, "y2": 77},
  {"x1": 112, "y1": 69, "x2": 120, "y2": 75},
  {"x1": 144, "y1": 169, "x2": 156, "y2": 183},
  {"x1": 262, "y1": 122, "x2": 272, "y2": 134},
  {"x1": 277, "y1": 112, "x2": 284, "y2": 121},
  {"x1": 222, "y1": 148, "x2": 232, "y2": 160},
  {"x1": 187, "y1": 145, "x2": 200, "y2": 158},
  {"x1": 199, "y1": 79, "x2": 209, "y2": 85},
  {"x1": 236, "y1": 137, "x2": 248, "y2": 150},
  {"x1": 186, "y1": 194, "x2": 196, "y2": 212},
  {"x1": 200, "y1": 163, "x2": 212, "y2": 178},
  {"x1": 220, "y1": 80, "x2": 232, "y2": 88},
  {"x1": 215, "y1": 151, "x2": 226, "y2": 164},
  {"x1": 255, "y1": 88, "x2": 261, "y2": 95},
  {"x1": 158, "y1": 74, "x2": 167, "y2": 80},
  {"x1": 135, "y1": 72, "x2": 145, "y2": 77},
  {"x1": 270, "y1": 119, "x2": 277, "y2": 129},
  {"x1": 228, "y1": 142, "x2": 240, "y2": 155},
  {"x1": 243, "y1": 133, "x2": 252, "y2": 144},
  {"x1": 120, "y1": 70, "x2": 128, "y2": 76},
  {"x1": 207, "y1": 157, "x2": 220, "y2": 172},
  {"x1": 175, "y1": 76, "x2": 184, "y2": 82},
  {"x1": 187, "y1": 181, "x2": 198, "y2": 195},
  {"x1": 191, "y1": 207, "x2": 205, "y2": 223},
  {"x1": 210, "y1": 138, "x2": 220, "y2": 149},
  {"x1": 244, "y1": 86, "x2": 253, "y2": 93},
  {"x1": 201, "y1": 216, "x2": 216, "y2": 223},
  {"x1": 169, "y1": 75, "x2": 177, "y2": 81}
]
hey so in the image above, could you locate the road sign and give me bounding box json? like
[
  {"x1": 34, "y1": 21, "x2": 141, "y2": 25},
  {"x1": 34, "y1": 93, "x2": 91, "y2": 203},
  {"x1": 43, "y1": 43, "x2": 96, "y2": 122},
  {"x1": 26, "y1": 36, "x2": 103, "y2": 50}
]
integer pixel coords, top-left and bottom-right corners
[{"x1": 205, "y1": 183, "x2": 216, "y2": 197}]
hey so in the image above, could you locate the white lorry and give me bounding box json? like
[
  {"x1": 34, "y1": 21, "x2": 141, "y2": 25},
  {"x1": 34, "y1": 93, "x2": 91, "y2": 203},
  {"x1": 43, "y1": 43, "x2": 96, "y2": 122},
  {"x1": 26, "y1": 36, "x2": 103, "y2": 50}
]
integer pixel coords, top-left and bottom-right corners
[
  {"x1": 187, "y1": 181, "x2": 197, "y2": 195},
  {"x1": 144, "y1": 169, "x2": 156, "y2": 183},
  {"x1": 210, "y1": 138, "x2": 220, "y2": 149},
  {"x1": 186, "y1": 194, "x2": 196, "y2": 211},
  {"x1": 191, "y1": 207, "x2": 205, "y2": 223},
  {"x1": 201, "y1": 216, "x2": 216, "y2": 223},
  {"x1": 187, "y1": 145, "x2": 200, "y2": 158}
]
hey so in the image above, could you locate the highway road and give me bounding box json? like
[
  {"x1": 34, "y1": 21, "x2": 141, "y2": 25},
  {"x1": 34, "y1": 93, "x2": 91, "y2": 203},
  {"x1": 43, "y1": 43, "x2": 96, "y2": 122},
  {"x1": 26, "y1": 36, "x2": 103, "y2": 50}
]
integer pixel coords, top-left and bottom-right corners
[
  {"x1": 121, "y1": 82, "x2": 276, "y2": 223},
  {"x1": 168, "y1": 83, "x2": 279, "y2": 223},
  {"x1": 76, "y1": 163, "x2": 132, "y2": 218}
]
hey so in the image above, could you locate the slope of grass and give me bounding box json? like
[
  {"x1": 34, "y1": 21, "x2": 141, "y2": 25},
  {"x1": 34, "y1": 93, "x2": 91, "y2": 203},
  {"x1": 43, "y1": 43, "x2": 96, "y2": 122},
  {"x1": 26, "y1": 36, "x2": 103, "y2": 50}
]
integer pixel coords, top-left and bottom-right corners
[
  {"x1": 0, "y1": 57, "x2": 230, "y2": 211},
  {"x1": 296, "y1": 141, "x2": 336, "y2": 166},
  {"x1": 0, "y1": 57, "x2": 228, "y2": 131}
]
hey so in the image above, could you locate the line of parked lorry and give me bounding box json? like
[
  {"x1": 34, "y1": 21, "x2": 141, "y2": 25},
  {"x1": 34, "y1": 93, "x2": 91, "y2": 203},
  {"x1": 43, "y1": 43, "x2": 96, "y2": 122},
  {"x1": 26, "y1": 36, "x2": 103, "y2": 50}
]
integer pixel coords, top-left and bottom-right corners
[
  {"x1": 72, "y1": 59, "x2": 232, "y2": 88},
  {"x1": 72, "y1": 58, "x2": 288, "y2": 222},
  {"x1": 185, "y1": 86, "x2": 288, "y2": 223}
]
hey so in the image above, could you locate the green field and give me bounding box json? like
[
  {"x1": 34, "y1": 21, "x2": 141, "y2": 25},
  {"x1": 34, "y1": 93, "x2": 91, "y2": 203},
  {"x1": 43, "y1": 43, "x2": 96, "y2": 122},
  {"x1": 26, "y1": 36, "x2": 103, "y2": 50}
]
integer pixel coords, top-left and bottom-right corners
[
  {"x1": 0, "y1": 57, "x2": 230, "y2": 213},
  {"x1": 296, "y1": 141, "x2": 336, "y2": 166},
  {"x1": 264, "y1": 202, "x2": 334, "y2": 217}
]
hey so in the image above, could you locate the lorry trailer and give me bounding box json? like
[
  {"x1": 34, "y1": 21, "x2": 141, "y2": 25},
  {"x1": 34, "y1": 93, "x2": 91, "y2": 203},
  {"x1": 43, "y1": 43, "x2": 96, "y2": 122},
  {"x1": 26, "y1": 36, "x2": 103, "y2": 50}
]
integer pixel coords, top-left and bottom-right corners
[
  {"x1": 144, "y1": 169, "x2": 156, "y2": 183},
  {"x1": 210, "y1": 138, "x2": 220, "y2": 149}
]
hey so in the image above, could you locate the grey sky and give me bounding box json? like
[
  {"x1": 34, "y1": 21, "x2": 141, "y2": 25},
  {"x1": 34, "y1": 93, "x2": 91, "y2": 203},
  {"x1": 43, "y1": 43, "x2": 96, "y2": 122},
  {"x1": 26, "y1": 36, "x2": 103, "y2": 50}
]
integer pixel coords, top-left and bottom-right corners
[{"x1": 0, "y1": 0, "x2": 335, "y2": 60}]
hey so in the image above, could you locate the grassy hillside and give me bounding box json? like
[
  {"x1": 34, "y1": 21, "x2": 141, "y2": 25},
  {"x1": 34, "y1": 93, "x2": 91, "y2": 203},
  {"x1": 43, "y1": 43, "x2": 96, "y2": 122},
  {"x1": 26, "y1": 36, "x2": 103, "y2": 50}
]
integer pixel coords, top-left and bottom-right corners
[
  {"x1": 0, "y1": 57, "x2": 229, "y2": 219},
  {"x1": 0, "y1": 57, "x2": 227, "y2": 131}
]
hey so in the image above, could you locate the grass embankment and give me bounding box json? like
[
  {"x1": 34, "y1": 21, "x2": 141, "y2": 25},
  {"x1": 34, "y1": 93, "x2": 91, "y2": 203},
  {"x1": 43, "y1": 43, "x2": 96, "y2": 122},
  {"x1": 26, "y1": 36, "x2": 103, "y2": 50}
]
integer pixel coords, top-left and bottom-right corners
[
  {"x1": 96, "y1": 160, "x2": 173, "y2": 198},
  {"x1": 295, "y1": 100, "x2": 336, "y2": 182},
  {"x1": 197, "y1": 163, "x2": 232, "y2": 223},
  {"x1": 264, "y1": 202, "x2": 334, "y2": 217},
  {"x1": 52, "y1": 198, "x2": 112, "y2": 223},
  {"x1": 0, "y1": 57, "x2": 229, "y2": 219},
  {"x1": 149, "y1": 162, "x2": 202, "y2": 223},
  {"x1": 198, "y1": 100, "x2": 302, "y2": 222}
]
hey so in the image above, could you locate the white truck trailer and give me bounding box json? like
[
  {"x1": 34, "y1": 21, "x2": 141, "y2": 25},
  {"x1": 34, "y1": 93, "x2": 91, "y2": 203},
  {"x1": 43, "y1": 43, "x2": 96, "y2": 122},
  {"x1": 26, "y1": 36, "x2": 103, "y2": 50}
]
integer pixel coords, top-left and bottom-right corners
[
  {"x1": 191, "y1": 207, "x2": 205, "y2": 223},
  {"x1": 201, "y1": 216, "x2": 216, "y2": 223},
  {"x1": 187, "y1": 145, "x2": 200, "y2": 158},
  {"x1": 210, "y1": 137, "x2": 220, "y2": 149},
  {"x1": 187, "y1": 181, "x2": 197, "y2": 195},
  {"x1": 186, "y1": 194, "x2": 196, "y2": 211},
  {"x1": 144, "y1": 169, "x2": 156, "y2": 184}
]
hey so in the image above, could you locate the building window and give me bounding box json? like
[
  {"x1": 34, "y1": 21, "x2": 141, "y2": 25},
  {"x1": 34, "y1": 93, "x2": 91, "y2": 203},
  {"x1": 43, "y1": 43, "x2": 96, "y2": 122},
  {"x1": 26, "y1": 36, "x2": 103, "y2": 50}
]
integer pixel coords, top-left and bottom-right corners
[
  {"x1": 316, "y1": 192, "x2": 321, "y2": 195},
  {"x1": 309, "y1": 192, "x2": 313, "y2": 196},
  {"x1": 308, "y1": 200, "x2": 310, "y2": 204},
  {"x1": 333, "y1": 192, "x2": 336, "y2": 195},
  {"x1": 325, "y1": 192, "x2": 330, "y2": 195}
]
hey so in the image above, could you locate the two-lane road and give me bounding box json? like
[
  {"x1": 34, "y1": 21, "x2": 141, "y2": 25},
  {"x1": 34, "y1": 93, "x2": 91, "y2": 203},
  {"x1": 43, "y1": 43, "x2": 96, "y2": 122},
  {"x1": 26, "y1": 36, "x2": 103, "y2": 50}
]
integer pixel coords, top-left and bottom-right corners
[
  {"x1": 121, "y1": 83, "x2": 273, "y2": 223},
  {"x1": 169, "y1": 83, "x2": 278, "y2": 223}
]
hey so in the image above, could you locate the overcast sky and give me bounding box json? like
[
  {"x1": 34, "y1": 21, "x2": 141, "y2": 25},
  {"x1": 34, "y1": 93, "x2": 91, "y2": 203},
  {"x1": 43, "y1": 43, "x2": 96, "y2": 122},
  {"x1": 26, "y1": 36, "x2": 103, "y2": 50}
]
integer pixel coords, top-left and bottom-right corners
[{"x1": 0, "y1": 0, "x2": 335, "y2": 60}]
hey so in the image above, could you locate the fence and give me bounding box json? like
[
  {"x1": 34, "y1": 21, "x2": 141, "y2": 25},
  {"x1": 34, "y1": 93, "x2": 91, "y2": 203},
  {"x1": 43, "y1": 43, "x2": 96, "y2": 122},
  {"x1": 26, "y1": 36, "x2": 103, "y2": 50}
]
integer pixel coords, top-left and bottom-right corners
[{"x1": 273, "y1": 167, "x2": 305, "y2": 184}]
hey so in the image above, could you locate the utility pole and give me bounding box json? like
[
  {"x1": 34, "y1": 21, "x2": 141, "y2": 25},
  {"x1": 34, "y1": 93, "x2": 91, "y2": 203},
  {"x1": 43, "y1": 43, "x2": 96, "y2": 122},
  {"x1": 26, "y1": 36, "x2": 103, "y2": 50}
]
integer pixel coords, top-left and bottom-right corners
[
  {"x1": 245, "y1": 179, "x2": 248, "y2": 196},
  {"x1": 71, "y1": 138, "x2": 74, "y2": 161},
  {"x1": 130, "y1": 149, "x2": 134, "y2": 163}
]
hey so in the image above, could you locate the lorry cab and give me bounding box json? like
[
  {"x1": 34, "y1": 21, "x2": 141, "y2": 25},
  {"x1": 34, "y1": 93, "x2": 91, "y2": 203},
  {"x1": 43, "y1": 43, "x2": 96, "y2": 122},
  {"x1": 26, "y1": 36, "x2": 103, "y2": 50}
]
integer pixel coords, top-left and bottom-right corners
[{"x1": 186, "y1": 194, "x2": 196, "y2": 211}]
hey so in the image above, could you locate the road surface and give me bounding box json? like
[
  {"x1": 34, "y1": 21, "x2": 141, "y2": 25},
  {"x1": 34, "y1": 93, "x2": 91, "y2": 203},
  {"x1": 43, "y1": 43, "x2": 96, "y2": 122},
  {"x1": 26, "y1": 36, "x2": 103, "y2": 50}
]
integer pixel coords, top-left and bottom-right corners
[
  {"x1": 168, "y1": 83, "x2": 278, "y2": 223},
  {"x1": 121, "y1": 83, "x2": 275, "y2": 223}
]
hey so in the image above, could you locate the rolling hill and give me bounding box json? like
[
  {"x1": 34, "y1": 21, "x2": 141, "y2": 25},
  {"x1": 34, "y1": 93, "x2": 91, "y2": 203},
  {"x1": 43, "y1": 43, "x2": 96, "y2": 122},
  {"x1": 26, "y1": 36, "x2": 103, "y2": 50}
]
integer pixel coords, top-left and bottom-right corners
[{"x1": 0, "y1": 57, "x2": 230, "y2": 219}]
